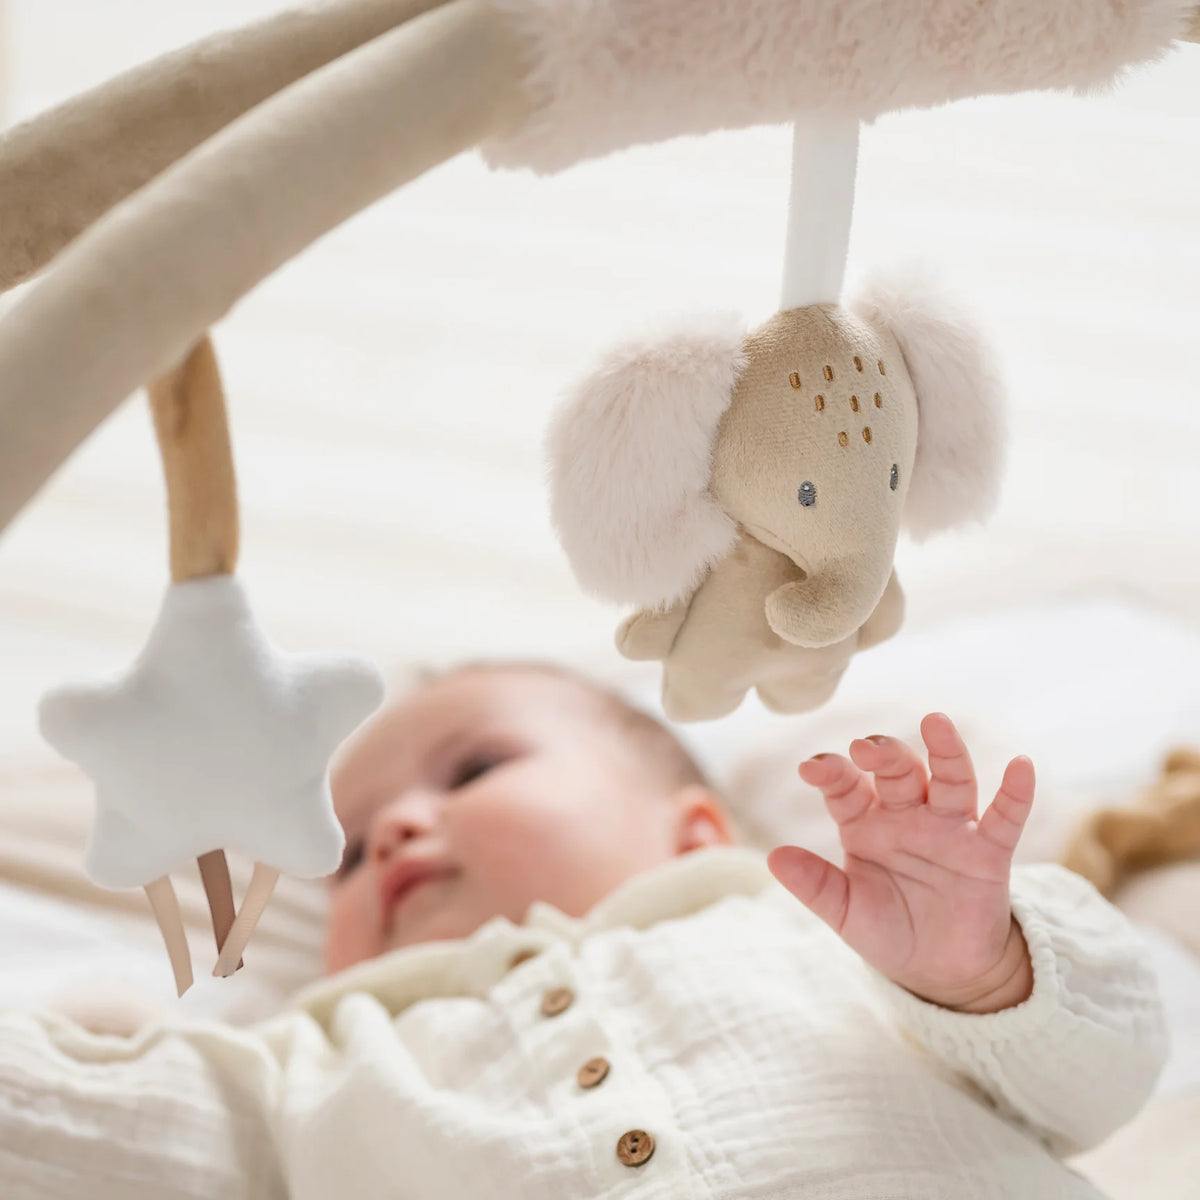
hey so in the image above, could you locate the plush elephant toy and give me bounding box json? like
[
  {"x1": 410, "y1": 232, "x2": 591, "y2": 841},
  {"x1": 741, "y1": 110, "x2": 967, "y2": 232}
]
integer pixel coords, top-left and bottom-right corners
[{"x1": 547, "y1": 268, "x2": 1006, "y2": 720}]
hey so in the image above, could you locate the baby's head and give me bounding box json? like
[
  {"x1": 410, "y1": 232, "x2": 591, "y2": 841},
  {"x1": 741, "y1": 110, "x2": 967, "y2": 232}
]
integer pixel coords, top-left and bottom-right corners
[{"x1": 325, "y1": 662, "x2": 734, "y2": 973}]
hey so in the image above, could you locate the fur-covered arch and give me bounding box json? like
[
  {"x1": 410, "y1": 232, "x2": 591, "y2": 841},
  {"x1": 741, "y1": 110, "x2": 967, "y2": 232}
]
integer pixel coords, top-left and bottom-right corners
[
  {"x1": 0, "y1": 0, "x2": 457, "y2": 292},
  {"x1": 4, "y1": 0, "x2": 1188, "y2": 286},
  {"x1": 0, "y1": 0, "x2": 1194, "y2": 534},
  {"x1": 0, "y1": 0, "x2": 532, "y2": 532}
]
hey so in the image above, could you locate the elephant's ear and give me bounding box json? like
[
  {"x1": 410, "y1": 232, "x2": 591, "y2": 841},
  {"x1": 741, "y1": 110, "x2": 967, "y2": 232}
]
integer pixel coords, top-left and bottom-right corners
[
  {"x1": 546, "y1": 316, "x2": 746, "y2": 608},
  {"x1": 852, "y1": 264, "x2": 1007, "y2": 541}
]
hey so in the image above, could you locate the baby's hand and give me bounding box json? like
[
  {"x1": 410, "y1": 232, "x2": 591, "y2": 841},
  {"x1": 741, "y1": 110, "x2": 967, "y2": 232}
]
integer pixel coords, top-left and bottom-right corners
[{"x1": 768, "y1": 714, "x2": 1035, "y2": 1013}]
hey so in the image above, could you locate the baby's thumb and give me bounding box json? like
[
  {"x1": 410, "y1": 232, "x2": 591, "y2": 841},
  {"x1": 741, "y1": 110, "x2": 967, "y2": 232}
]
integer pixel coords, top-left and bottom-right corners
[{"x1": 767, "y1": 846, "x2": 850, "y2": 934}]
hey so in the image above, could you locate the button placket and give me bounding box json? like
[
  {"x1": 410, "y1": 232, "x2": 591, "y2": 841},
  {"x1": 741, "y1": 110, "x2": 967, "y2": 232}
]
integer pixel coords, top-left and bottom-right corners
[{"x1": 526, "y1": 961, "x2": 658, "y2": 1174}]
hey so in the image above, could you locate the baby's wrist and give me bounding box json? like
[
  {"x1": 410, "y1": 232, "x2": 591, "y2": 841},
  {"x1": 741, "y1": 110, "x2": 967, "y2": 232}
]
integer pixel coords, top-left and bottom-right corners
[{"x1": 903, "y1": 918, "x2": 1035, "y2": 1014}]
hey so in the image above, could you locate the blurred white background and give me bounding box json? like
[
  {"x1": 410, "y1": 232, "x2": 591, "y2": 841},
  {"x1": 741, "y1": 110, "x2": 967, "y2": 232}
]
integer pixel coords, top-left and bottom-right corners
[{"x1": 0, "y1": 2, "x2": 1197, "y2": 787}]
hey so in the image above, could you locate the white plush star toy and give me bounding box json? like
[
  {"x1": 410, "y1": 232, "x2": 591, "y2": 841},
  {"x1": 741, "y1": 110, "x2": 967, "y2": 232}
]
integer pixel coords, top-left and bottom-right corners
[{"x1": 39, "y1": 574, "x2": 384, "y2": 987}]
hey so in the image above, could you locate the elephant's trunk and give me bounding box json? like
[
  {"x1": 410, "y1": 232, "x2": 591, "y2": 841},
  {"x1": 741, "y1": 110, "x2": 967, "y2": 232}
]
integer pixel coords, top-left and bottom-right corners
[{"x1": 764, "y1": 557, "x2": 889, "y2": 649}]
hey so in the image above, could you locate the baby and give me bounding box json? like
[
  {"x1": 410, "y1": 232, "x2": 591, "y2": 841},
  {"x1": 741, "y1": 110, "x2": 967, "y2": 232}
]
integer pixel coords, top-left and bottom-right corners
[{"x1": 0, "y1": 662, "x2": 1167, "y2": 1200}]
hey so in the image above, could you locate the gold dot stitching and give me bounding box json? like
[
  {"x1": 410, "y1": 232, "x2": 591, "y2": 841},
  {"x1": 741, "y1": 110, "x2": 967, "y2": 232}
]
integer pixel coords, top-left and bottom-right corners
[
  {"x1": 814, "y1": 394, "x2": 825, "y2": 412},
  {"x1": 853, "y1": 356, "x2": 863, "y2": 372},
  {"x1": 874, "y1": 392, "x2": 882, "y2": 408},
  {"x1": 789, "y1": 372, "x2": 801, "y2": 390},
  {"x1": 850, "y1": 395, "x2": 860, "y2": 413},
  {"x1": 862, "y1": 427, "x2": 872, "y2": 444},
  {"x1": 838, "y1": 431, "x2": 849, "y2": 447},
  {"x1": 823, "y1": 365, "x2": 834, "y2": 382},
  {"x1": 877, "y1": 360, "x2": 886, "y2": 375}
]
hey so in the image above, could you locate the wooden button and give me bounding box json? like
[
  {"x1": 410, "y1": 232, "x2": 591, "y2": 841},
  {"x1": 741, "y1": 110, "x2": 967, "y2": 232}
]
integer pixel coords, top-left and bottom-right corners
[
  {"x1": 540, "y1": 986, "x2": 573, "y2": 1017},
  {"x1": 577, "y1": 1057, "x2": 610, "y2": 1089},
  {"x1": 616, "y1": 1129, "x2": 655, "y2": 1167},
  {"x1": 507, "y1": 949, "x2": 538, "y2": 971}
]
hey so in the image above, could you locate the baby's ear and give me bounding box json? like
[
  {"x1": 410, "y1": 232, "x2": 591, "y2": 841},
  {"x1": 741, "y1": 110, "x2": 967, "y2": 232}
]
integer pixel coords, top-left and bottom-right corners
[
  {"x1": 672, "y1": 784, "x2": 737, "y2": 853},
  {"x1": 852, "y1": 264, "x2": 1007, "y2": 541},
  {"x1": 546, "y1": 315, "x2": 747, "y2": 608}
]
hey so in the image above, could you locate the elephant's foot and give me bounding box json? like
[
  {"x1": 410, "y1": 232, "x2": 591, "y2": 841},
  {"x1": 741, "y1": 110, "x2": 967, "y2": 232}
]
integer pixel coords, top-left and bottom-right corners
[
  {"x1": 756, "y1": 670, "x2": 845, "y2": 715},
  {"x1": 661, "y1": 677, "x2": 748, "y2": 723}
]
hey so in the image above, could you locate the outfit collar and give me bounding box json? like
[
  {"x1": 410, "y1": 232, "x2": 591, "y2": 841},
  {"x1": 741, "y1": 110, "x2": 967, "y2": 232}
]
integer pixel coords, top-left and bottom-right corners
[{"x1": 290, "y1": 846, "x2": 771, "y2": 1026}]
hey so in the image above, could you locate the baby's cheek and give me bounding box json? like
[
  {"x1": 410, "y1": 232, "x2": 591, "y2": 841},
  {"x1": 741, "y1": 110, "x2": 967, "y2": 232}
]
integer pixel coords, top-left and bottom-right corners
[
  {"x1": 323, "y1": 879, "x2": 382, "y2": 974},
  {"x1": 456, "y1": 804, "x2": 627, "y2": 918}
]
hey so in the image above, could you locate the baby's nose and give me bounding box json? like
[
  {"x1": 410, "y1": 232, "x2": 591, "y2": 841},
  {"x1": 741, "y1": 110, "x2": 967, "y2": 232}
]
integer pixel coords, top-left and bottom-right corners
[{"x1": 369, "y1": 792, "x2": 438, "y2": 862}]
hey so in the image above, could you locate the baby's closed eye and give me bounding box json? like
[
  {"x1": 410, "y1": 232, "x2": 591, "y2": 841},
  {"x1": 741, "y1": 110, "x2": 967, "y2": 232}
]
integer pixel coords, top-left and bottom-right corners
[
  {"x1": 448, "y1": 755, "x2": 504, "y2": 789},
  {"x1": 333, "y1": 757, "x2": 502, "y2": 877}
]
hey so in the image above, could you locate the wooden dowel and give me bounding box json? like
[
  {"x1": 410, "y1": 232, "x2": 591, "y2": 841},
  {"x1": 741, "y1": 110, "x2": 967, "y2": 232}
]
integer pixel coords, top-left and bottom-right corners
[
  {"x1": 146, "y1": 334, "x2": 239, "y2": 582},
  {"x1": 147, "y1": 336, "x2": 243, "y2": 966}
]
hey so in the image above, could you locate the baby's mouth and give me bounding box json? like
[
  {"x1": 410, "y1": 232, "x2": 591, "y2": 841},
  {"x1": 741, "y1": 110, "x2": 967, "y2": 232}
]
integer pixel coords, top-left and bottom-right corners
[{"x1": 380, "y1": 860, "x2": 457, "y2": 930}]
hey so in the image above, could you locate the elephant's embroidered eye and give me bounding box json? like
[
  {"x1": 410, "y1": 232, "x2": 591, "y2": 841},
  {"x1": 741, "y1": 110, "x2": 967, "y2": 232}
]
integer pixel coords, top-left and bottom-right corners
[
  {"x1": 890, "y1": 464, "x2": 899, "y2": 492},
  {"x1": 798, "y1": 481, "x2": 817, "y2": 508}
]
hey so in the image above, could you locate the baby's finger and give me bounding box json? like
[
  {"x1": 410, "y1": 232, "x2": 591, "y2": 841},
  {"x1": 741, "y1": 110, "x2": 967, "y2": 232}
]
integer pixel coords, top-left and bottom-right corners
[
  {"x1": 921, "y1": 713, "x2": 978, "y2": 819},
  {"x1": 768, "y1": 845, "x2": 850, "y2": 934},
  {"x1": 848, "y1": 736, "x2": 927, "y2": 810},
  {"x1": 978, "y1": 757, "x2": 1036, "y2": 854},
  {"x1": 799, "y1": 754, "x2": 873, "y2": 826}
]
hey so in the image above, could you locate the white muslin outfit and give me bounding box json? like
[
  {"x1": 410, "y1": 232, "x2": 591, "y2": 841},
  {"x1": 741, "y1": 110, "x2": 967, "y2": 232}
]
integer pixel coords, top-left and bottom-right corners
[{"x1": 0, "y1": 848, "x2": 1167, "y2": 1199}]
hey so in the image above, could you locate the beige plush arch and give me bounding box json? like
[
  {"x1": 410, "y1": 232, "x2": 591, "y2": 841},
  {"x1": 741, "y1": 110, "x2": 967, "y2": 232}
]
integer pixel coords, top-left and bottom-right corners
[
  {"x1": 0, "y1": 0, "x2": 1193, "y2": 541},
  {"x1": 0, "y1": 0, "x2": 456, "y2": 292},
  {"x1": 0, "y1": 0, "x2": 531, "y2": 534}
]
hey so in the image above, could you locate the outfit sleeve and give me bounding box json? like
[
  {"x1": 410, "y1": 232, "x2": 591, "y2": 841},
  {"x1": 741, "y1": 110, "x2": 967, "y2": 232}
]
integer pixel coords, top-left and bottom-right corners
[
  {"x1": 0, "y1": 1006, "x2": 288, "y2": 1199},
  {"x1": 871, "y1": 863, "x2": 1169, "y2": 1158}
]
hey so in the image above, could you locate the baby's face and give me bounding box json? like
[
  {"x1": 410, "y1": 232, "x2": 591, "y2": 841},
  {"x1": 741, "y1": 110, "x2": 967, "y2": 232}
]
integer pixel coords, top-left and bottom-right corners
[{"x1": 324, "y1": 668, "x2": 729, "y2": 973}]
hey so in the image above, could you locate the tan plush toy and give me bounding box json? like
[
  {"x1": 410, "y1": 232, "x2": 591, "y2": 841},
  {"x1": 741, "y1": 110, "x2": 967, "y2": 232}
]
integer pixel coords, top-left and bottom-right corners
[
  {"x1": 547, "y1": 271, "x2": 1004, "y2": 720},
  {"x1": 546, "y1": 87, "x2": 1006, "y2": 725},
  {"x1": 1062, "y1": 748, "x2": 1200, "y2": 898}
]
